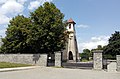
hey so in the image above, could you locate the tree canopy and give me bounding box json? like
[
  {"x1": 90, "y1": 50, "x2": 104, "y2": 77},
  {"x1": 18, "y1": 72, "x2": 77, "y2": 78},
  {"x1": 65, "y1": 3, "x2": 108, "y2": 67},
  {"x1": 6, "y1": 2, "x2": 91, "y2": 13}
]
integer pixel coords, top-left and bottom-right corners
[
  {"x1": 0, "y1": 15, "x2": 32, "y2": 53},
  {"x1": 103, "y1": 31, "x2": 120, "y2": 58},
  {"x1": 80, "y1": 49, "x2": 92, "y2": 60},
  {"x1": 0, "y1": 2, "x2": 66, "y2": 54}
]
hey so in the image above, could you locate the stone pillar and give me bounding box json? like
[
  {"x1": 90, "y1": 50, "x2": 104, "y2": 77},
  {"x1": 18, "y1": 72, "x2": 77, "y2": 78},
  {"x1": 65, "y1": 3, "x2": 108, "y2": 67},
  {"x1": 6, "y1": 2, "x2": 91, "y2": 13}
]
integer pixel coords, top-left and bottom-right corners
[
  {"x1": 93, "y1": 50, "x2": 103, "y2": 70},
  {"x1": 55, "y1": 51, "x2": 62, "y2": 67},
  {"x1": 117, "y1": 55, "x2": 120, "y2": 71},
  {"x1": 37, "y1": 54, "x2": 48, "y2": 66}
]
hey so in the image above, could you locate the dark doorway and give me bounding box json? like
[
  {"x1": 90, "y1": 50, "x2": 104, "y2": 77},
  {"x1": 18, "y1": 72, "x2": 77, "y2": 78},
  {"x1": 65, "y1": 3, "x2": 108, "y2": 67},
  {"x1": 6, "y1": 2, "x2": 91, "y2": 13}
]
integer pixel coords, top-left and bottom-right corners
[{"x1": 69, "y1": 51, "x2": 73, "y2": 60}]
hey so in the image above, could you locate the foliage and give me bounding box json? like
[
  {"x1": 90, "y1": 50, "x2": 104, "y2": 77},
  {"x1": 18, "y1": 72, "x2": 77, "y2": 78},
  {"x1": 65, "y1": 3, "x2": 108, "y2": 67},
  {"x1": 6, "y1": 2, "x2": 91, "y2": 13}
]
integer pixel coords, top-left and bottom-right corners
[
  {"x1": 0, "y1": 15, "x2": 32, "y2": 53},
  {"x1": 30, "y1": 2, "x2": 66, "y2": 53},
  {"x1": 103, "y1": 31, "x2": 120, "y2": 58},
  {"x1": 97, "y1": 45, "x2": 103, "y2": 50},
  {"x1": 80, "y1": 49, "x2": 92, "y2": 60},
  {"x1": 0, "y1": 2, "x2": 66, "y2": 54},
  {"x1": 91, "y1": 45, "x2": 103, "y2": 52}
]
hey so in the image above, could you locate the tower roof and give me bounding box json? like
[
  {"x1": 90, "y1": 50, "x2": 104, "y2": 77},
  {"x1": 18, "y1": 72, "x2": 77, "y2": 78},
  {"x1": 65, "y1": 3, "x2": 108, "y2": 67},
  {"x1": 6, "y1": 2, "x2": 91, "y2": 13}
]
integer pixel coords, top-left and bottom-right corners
[{"x1": 67, "y1": 18, "x2": 76, "y2": 24}]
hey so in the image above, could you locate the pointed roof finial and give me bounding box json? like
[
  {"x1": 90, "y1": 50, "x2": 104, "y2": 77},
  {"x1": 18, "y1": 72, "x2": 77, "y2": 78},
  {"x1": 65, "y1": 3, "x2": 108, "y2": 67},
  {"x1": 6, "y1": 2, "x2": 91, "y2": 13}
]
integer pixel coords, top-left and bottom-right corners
[{"x1": 67, "y1": 18, "x2": 76, "y2": 24}]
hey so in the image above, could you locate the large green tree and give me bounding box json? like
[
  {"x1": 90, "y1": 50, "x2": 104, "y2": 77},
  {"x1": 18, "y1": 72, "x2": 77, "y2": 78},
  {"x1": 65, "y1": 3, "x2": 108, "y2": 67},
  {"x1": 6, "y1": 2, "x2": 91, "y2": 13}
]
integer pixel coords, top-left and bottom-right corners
[
  {"x1": 91, "y1": 45, "x2": 103, "y2": 52},
  {"x1": 30, "y1": 2, "x2": 66, "y2": 53},
  {"x1": 80, "y1": 49, "x2": 91, "y2": 60},
  {"x1": 103, "y1": 31, "x2": 120, "y2": 58},
  {"x1": 0, "y1": 15, "x2": 32, "y2": 53},
  {"x1": 0, "y1": 2, "x2": 66, "y2": 54}
]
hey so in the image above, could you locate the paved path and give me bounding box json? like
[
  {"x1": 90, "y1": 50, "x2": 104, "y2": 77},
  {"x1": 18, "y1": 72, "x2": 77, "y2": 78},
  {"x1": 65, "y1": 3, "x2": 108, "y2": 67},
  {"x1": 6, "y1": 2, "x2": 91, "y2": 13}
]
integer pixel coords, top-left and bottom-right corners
[
  {"x1": 0, "y1": 67, "x2": 120, "y2": 79},
  {"x1": 62, "y1": 62, "x2": 93, "y2": 69},
  {"x1": 0, "y1": 66, "x2": 38, "y2": 72}
]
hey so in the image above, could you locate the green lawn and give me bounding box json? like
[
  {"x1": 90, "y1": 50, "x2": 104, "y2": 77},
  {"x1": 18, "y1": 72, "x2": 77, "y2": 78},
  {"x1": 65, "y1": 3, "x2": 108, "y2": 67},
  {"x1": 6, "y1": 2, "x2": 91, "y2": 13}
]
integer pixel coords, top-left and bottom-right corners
[{"x1": 0, "y1": 62, "x2": 32, "y2": 68}]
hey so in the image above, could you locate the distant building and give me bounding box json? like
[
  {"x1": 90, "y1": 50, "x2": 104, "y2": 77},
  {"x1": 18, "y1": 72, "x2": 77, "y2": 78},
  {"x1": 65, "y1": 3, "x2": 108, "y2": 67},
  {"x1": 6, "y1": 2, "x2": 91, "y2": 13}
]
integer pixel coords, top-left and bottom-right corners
[{"x1": 62, "y1": 18, "x2": 79, "y2": 62}]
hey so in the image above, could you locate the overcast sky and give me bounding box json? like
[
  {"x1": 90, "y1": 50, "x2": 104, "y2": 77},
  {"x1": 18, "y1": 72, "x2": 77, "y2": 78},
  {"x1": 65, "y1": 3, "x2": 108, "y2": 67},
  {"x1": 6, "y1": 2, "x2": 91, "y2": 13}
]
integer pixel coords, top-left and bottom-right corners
[{"x1": 0, "y1": 0, "x2": 120, "y2": 52}]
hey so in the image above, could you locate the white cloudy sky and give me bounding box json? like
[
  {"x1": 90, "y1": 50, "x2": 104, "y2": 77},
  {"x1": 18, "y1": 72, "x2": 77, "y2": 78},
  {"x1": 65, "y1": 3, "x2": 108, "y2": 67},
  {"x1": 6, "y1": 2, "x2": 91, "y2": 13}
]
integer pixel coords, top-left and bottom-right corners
[
  {"x1": 0, "y1": 0, "x2": 53, "y2": 36},
  {"x1": 77, "y1": 34, "x2": 109, "y2": 52},
  {"x1": 1, "y1": 0, "x2": 119, "y2": 52},
  {"x1": 75, "y1": 24, "x2": 110, "y2": 52},
  {"x1": 0, "y1": 0, "x2": 53, "y2": 45},
  {"x1": 0, "y1": 0, "x2": 53, "y2": 25}
]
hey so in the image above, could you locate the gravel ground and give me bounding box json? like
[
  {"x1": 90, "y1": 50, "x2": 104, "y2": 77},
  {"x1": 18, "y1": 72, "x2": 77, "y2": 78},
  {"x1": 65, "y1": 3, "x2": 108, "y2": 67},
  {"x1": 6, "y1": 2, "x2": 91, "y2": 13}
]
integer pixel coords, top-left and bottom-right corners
[{"x1": 0, "y1": 66, "x2": 120, "y2": 79}]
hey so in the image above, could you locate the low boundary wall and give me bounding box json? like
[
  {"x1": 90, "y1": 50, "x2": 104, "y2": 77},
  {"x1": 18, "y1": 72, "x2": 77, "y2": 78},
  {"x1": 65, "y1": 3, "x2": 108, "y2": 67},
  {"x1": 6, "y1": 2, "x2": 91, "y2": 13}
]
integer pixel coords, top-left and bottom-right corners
[{"x1": 0, "y1": 54, "x2": 47, "y2": 66}]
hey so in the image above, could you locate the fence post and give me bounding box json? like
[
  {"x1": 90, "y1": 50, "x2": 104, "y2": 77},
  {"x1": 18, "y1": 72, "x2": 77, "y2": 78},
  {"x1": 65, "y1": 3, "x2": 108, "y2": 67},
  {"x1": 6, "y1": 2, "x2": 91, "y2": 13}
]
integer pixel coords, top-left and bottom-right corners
[
  {"x1": 93, "y1": 50, "x2": 103, "y2": 70},
  {"x1": 117, "y1": 55, "x2": 120, "y2": 71},
  {"x1": 55, "y1": 51, "x2": 62, "y2": 67}
]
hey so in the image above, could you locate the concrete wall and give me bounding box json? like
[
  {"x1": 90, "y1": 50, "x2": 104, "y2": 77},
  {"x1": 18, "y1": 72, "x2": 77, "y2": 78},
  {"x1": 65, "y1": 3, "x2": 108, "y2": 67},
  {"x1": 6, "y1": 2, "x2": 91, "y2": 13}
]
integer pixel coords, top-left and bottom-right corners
[{"x1": 0, "y1": 54, "x2": 47, "y2": 66}]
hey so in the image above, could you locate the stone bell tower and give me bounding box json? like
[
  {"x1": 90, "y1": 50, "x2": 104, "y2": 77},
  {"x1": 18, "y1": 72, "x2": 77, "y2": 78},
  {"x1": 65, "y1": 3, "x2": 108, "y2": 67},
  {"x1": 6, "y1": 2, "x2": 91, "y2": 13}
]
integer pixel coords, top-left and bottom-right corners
[{"x1": 66, "y1": 18, "x2": 79, "y2": 62}]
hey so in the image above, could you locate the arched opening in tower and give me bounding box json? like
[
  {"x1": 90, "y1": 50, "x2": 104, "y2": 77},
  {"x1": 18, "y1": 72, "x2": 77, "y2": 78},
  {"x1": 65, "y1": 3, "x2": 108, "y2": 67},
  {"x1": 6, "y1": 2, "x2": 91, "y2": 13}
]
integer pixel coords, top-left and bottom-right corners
[{"x1": 69, "y1": 51, "x2": 73, "y2": 60}]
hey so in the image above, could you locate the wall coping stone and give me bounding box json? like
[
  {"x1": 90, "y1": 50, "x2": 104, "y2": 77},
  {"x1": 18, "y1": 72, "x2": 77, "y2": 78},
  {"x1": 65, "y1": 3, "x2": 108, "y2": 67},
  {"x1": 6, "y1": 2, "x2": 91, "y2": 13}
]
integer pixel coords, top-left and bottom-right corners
[{"x1": 93, "y1": 50, "x2": 103, "y2": 53}]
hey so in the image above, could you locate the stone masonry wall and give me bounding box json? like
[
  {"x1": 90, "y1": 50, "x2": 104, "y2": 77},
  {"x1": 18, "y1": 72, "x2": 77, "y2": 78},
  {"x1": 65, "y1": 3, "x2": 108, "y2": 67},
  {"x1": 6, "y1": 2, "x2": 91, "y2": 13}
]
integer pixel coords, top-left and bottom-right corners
[
  {"x1": 0, "y1": 54, "x2": 47, "y2": 66},
  {"x1": 93, "y1": 50, "x2": 103, "y2": 70},
  {"x1": 55, "y1": 52, "x2": 62, "y2": 67},
  {"x1": 117, "y1": 55, "x2": 120, "y2": 71}
]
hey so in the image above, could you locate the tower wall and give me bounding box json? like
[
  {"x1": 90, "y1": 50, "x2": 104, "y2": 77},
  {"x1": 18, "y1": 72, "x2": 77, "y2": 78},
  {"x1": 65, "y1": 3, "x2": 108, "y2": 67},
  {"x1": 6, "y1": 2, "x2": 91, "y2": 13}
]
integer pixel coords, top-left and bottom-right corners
[
  {"x1": 67, "y1": 33, "x2": 77, "y2": 61},
  {"x1": 65, "y1": 18, "x2": 79, "y2": 62}
]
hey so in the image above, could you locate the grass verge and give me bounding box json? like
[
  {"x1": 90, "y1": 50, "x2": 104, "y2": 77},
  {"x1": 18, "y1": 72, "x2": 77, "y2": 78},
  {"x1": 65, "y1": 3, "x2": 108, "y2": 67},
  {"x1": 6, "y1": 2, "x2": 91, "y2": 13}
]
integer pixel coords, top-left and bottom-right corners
[
  {"x1": 0, "y1": 62, "x2": 32, "y2": 68},
  {"x1": 81, "y1": 59, "x2": 93, "y2": 62}
]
